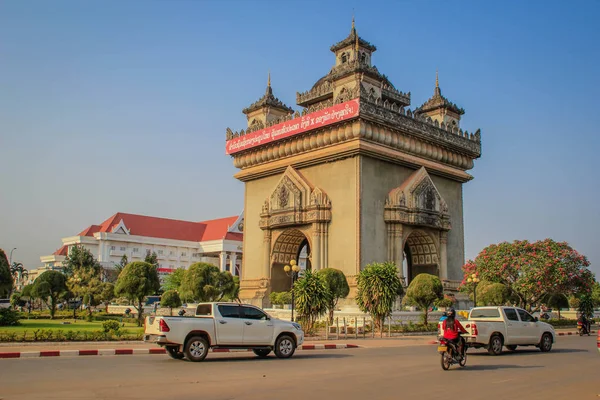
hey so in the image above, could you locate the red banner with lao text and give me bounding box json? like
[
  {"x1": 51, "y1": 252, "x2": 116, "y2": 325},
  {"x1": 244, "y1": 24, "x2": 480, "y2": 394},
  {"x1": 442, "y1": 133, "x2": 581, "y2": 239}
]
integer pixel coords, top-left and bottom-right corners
[{"x1": 225, "y1": 99, "x2": 360, "y2": 155}]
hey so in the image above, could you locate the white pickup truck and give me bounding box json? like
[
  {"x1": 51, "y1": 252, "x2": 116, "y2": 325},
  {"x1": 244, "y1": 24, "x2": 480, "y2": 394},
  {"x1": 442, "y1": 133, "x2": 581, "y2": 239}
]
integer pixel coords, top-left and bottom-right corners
[
  {"x1": 144, "y1": 302, "x2": 304, "y2": 362},
  {"x1": 440, "y1": 306, "x2": 556, "y2": 355}
]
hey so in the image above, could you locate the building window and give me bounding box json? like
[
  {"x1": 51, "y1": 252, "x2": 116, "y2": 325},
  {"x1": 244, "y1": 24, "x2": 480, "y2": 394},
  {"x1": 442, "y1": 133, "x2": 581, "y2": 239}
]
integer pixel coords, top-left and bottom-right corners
[
  {"x1": 157, "y1": 250, "x2": 164, "y2": 255},
  {"x1": 111, "y1": 246, "x2": 116, "y2": 251},
  {"x1": 169, "y1": 251, "x2": 174, "y2": 256},
  {"x1": 341, "y1": 52, "x2": 347, "y2": 63},
  {"x1": 169, "y1": 264, "x2": 174, "y2": 269},
  {"x1": 192, "y1": 253, "x2": 201, "y2": 258},
  {"x1": 133, "y1": 248, "x2": 139, "y2": 253},
  {"x1": 181, "y1": 252, "x2": 187, "y2": 257},
  {"x1": 120, "y1": 247, "x2": 126, "y2": 251}
]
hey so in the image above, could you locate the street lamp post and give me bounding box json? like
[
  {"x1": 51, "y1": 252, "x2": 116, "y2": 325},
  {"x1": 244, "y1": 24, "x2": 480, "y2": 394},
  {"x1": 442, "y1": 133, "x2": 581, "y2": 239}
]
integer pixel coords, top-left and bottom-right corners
[
  {"x1": 467, "y1": 273, "x2": 480, "y2": 307},
  {"x1": 9, "y1": 248, "x2": 17, "y2": 266},
  {"x1": 284, "y1": 259, "x2": 301, "y2": 322}
]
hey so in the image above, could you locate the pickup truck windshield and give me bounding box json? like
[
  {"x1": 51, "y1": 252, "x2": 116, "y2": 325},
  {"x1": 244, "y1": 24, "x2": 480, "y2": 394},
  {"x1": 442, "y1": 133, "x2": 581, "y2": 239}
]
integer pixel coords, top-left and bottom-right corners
[{"x1": 470, "y1": 309, "x2": 500, "y2": 318}]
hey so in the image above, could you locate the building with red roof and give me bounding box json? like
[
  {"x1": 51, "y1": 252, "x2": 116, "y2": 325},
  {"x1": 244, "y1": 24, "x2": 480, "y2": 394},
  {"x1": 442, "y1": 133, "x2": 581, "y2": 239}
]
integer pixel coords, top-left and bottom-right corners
[{"x1": 40, "y1": 212, "x2": 244, "y2": 280}]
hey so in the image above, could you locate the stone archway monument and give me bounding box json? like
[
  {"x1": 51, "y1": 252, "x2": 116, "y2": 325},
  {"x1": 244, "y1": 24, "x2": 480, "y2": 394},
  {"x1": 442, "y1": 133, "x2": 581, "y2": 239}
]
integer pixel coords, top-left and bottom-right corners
[{"x1": 225, "y1": 22, "x2": 482, "y2": 307}]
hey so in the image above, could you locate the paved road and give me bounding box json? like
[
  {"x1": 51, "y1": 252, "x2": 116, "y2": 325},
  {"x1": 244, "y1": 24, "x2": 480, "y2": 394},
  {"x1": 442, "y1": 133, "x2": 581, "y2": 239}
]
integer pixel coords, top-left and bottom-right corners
[{"x1": 0, "y1": 336, "x2": 597, "y2": 400}]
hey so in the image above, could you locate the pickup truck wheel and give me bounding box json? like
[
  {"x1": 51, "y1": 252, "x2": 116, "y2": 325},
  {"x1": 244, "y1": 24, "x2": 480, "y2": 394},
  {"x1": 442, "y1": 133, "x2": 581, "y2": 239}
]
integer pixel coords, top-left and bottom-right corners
[
  {"x1": 539, "y1": 333, "x2": 553, "y2": 352},
  {"x1": 505, "y1": 345, "x2": 517, "y2": 352},
  {"x1": 184, "y1": 336, "x2": 209, "y2": 362},
  {"x1": 253, "y1": 349, "x2": 271, "y2": 358},
  {"x1": 487, "y1": 335, "x2": 503, "y2": 356},
  {"x1": 166, "y1": 346, "x2": 184, "y2": 360},
  {"x1": 274, "y1": 335, "x2": 296, "y2": 359}
]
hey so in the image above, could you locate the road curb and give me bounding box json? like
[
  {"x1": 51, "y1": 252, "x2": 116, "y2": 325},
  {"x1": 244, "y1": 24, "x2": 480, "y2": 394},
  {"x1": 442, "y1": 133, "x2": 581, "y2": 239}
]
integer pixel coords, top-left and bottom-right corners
[
  {"x1": 0, "y1": 344, "x2": 361, "y2": 359},
  {"x1": 557, "y1": 331, "x2": 596, "y2": 336}
]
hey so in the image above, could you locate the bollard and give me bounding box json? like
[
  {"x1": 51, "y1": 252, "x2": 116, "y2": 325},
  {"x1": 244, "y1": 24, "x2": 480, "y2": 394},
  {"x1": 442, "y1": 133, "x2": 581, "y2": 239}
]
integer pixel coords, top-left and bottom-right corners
[
  {"x1": 372, "y1": 319, "x2": 375, "y2": 338},
  {"x1": 388, "y1": 316, "x2": 391, "y2": 337},
  {"x1": 336, "y1": 317, "x2": 340, "y2": 340},
  {"x1": 344, "y1": 317, "x2": 347, "y2": 340},
  {"x1": 355, "y1": 318, "x2": 358, "y2": 339},
  {"x1": 363, "y1": 317, "x2": 366, "y2": 339}
]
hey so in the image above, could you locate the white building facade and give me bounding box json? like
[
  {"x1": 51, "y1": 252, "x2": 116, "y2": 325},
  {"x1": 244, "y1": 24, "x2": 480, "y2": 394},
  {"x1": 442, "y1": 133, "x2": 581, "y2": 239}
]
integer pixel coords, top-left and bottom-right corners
[{"x1": 40, "y1": 212, "x2": 244, "y2": 282}]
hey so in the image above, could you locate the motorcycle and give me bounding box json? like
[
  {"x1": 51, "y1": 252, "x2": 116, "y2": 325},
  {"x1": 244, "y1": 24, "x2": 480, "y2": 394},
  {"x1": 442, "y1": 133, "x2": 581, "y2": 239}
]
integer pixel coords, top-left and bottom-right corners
[
  {"x1": 438, "y1": 335, "x2": 467, "y2": 370},
  {"x1": 577, "y1": 320, "x2": 590, "y2": 336}
]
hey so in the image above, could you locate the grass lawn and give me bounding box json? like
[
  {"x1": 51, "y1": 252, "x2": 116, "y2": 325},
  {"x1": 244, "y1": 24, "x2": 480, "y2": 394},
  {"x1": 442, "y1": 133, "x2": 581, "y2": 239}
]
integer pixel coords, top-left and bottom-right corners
[{"x1": 1, "y1": 319, "x2": 143, "y2": 335}]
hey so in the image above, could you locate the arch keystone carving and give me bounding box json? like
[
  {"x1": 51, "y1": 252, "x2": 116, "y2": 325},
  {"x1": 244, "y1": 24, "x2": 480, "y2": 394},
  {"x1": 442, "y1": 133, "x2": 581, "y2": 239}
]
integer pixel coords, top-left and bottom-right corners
[
  {"x1": 384, "y1": 167, "x2": 451, "y2": 230},
  {"x1": 260, "y1": 166, "x2": 332, "y2": 229}
]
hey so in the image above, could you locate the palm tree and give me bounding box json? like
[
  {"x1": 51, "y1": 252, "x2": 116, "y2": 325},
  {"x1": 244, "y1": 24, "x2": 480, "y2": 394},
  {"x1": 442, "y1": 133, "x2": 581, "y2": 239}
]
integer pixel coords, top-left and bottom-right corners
[{"x1": 10, "y1": 262, "x2": 28, "y2": 292}]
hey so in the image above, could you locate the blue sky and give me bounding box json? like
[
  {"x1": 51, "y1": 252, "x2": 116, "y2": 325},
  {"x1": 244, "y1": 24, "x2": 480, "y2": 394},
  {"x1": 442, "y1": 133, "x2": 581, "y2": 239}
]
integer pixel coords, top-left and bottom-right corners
[{"x1": 1, "y1": 1, "x2": 599, "y2": 276}]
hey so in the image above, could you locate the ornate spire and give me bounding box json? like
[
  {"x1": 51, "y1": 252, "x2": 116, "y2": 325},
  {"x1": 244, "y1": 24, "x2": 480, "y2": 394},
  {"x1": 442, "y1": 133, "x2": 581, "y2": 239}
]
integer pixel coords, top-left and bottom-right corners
[
  {"x1": 331, "y1": 17, "x2": 376, "y2": 53},
  {"x1": 243, "y1": 73, "x2": 293, "y2": 115},
  {"x1": 415, "y1": 71, "x2": 464, "y2": 116}
]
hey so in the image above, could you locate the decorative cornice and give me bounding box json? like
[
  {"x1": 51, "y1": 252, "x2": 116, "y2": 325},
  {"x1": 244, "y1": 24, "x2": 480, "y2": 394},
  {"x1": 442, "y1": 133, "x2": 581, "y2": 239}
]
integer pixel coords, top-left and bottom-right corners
[
  {"x1": 232, "y1": 132, "x2": 475, "y2": 184},
  {"x1": 358, "y1": 98, "x2": 480, "y2": 158}
]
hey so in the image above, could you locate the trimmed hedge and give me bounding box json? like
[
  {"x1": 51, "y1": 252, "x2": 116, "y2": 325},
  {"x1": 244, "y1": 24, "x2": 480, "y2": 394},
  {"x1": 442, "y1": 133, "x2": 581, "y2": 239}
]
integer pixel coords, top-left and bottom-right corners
[{"x1": 0, "y1": 329, "x2": 144, "y2": 342}]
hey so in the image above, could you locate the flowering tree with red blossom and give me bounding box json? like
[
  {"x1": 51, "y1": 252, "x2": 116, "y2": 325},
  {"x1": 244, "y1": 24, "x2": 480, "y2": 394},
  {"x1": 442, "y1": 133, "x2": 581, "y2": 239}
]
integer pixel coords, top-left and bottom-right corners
[{"x1": 461, "y1": 239, "x2": 594, "y2": 310}]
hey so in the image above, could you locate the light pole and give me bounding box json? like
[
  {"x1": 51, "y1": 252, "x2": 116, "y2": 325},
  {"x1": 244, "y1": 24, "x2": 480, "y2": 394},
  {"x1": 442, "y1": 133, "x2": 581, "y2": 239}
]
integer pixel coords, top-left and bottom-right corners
[
  {"x1": 467, "y1": 273, "x2": 480, "y2": 307},
  {"x1": 284, "y1": 259, "x2": 301, "y2": 322},
  {"x1": 9, "y1": 248, "x2": 16, "y2": 266}
]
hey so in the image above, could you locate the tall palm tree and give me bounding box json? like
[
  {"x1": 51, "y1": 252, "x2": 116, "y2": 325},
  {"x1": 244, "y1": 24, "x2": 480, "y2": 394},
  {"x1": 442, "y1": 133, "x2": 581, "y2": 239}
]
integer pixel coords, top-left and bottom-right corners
[{"x1": 10, "y1": 262, "x2": 28, "y2": 292}]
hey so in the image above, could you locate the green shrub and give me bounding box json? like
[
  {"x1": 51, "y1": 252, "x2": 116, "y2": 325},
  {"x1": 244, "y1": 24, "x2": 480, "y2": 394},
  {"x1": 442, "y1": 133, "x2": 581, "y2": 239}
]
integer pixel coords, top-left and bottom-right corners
[
  {"x1": 102, "y1": 320, "x2": 120, "y2": 332},
  {"x1": 0, "y1": 308, "x2": 20, "y2": 326},
  {"x1": 547, "y1": 319, "x2": 579, "y2": 327}
]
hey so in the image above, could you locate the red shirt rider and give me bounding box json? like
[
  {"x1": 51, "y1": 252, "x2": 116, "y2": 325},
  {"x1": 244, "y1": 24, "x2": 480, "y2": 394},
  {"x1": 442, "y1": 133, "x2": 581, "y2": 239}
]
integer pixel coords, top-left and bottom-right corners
[{"x1": 442, "y1": 319, "x2": 466, "y2": 340}]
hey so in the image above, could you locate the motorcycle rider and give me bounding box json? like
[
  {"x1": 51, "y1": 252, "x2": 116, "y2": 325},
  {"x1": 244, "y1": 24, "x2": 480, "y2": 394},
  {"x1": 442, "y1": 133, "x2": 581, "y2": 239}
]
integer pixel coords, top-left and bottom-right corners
[
  {"x1": 578, "y1": 313, "x2": 590, "y2": 334},
  {"x1": 442, "y1": 308, "x2": 467, "y2": 360}
]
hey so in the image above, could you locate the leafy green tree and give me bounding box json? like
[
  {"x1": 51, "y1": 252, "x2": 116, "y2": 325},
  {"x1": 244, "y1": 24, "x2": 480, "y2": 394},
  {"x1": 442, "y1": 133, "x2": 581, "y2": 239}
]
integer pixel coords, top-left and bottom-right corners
[
  {"x1": 318, "y1": 268, "x2": 350, "y2": 324},
  {"x1": 163, "y1": 268, "x2": 185, "y2": 292},
  {"x1": 569, "y1": 295, "x2": 580, "y2": 310},
  {"x1": 544, "y1": 293, "x2": 569, "y2": 319},
  {"x1": 475, "y1": 281, "x2": 510, "y2": 306},
  {"x1": 99, "y1": 282, "x2": 115, "y2": 312},
  {"x1": 223, "y1": 275, "x2": 240, "y2": 302},
  {"x1": 179, "y1": 263, "x2": 236, "y2": 302},
  {"x1": 404, "y1": 273, "x2": 443, "y2": 325},
  {"x1": 0, "y1": 249, "x2": 13, "y2": 297},
  {"x1": 10, "y1": 292, "x2": 21, "y2": 309},
  {"x1": 144, "y1": 251, "x2": 159, "y2": 269},
  {"x1": 161, "y1": 290, "x2": 182, "y2": 315},
  {"x1": 116, "y1": 255, "x2": 128, "y2": 276},
  {"x1": 578, "y1": 294, "x2": 595, "y2": 319},
  {"x1": 356, "y1": 262, "x2": 403, "y2": 332},
  {"x1": 63, "y1": 244, "x2": 103, "y2": 318},
  {"x1": 462, "y1": 239, "x2": 594, "y2": 309},
  {"x1": 32, "y1": 270, "x2": 67, "y2": 319},
  {"x1": 115, "y1": 261, "x2": 160, "y2": 326},
  {"x1": 591, "y1": 282, "x2": 600, "y2": 308},
  {"x1": 293, "y1": 269, "x2": 330, "y2": 333}
]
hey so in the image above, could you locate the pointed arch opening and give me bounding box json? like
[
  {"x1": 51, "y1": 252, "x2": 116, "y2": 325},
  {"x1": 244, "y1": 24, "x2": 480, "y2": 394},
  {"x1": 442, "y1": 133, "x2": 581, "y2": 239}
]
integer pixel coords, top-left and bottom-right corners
[{"x1": 403, "y1": 229, "x2": 439, "y2": 284}]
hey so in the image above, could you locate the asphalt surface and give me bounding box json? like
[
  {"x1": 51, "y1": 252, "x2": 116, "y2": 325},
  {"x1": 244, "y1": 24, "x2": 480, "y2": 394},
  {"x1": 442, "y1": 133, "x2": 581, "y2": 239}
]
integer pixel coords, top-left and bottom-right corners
[{"x1": 0, "y1": 336, "x2": 597, "y2": 400}]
